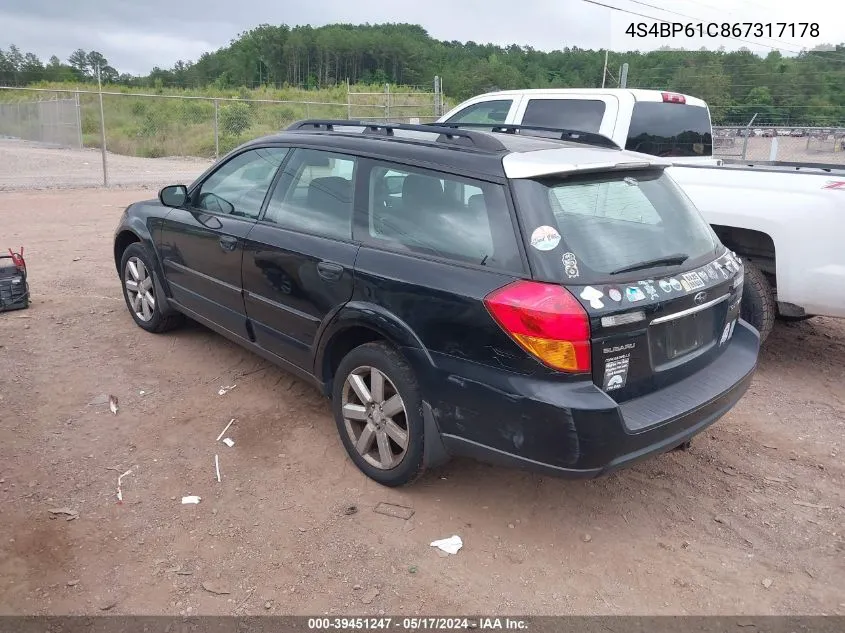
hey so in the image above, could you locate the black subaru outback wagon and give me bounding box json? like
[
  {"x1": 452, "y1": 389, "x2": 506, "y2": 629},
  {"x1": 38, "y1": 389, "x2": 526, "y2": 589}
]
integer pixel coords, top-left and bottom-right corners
[{"x1": 113, "y1": 120, "x2": 759, "y2": 487}]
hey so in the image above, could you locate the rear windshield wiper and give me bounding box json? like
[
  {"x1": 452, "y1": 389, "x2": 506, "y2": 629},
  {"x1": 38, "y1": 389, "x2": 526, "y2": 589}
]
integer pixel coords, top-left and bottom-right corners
[{"x1": 610, "y1": 253, "x2": 689, "y2": 275}]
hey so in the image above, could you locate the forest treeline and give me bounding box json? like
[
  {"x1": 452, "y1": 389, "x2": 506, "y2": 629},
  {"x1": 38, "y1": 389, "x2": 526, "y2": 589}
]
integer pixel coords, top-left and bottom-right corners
[{"x1": 2, "y1": 22, "x2": 844, "y2": 125}]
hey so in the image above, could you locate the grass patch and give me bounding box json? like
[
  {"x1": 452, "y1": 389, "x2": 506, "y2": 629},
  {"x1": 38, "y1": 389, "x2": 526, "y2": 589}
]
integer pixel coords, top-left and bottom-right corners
[{"x1": 0, "y1": 82, "x2": 445, "y2": 158}]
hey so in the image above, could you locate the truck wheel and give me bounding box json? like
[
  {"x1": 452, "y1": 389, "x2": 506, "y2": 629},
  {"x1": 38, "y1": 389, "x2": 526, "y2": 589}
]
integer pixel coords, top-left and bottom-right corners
[{"x1": 740, "y1": 261, "x2": 775, "y2": 343}]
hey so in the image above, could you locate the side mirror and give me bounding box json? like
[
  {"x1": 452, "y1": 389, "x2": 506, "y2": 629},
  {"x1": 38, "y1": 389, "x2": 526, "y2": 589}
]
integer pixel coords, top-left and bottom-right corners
[{"x1": 159, "y1": 184, "x2": 188, "y2": 207}]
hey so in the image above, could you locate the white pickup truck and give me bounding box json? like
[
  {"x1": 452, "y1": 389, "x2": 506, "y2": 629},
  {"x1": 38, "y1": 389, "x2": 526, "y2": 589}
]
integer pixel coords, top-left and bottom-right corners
[{"x1": 437, "y1": 88, "x2": 845, "y2": 342}]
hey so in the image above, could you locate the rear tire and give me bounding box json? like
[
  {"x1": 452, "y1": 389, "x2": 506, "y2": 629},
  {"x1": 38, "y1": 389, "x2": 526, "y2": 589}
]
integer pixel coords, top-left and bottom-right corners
[
  {"x1": 331, "y1": 342, "x2": 425, "y2": 487},
  {"x1": 119, "y1": 243, "x2": 184, "y2": 333},
  {"x1": 740, "y1": 260, "x2": 775, "y2": 343}
]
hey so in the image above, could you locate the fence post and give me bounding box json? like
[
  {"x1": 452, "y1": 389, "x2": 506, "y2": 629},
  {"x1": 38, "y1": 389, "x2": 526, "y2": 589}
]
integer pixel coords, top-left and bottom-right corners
[
  {"x1": 96, "y1": 64, "x2": 109, "y2": 187},
  {"x1": 74, "y1": 91, "x2": 83, "y2": 150},
  {"x1": 385, "y1": 83, "x2": 390, "y2": 121},
  {"x1": 213, "y1": 99, "x2": 219, "y2": 160},
  {"x1": 769, "y1": 136, "x2": 779, "y2": 161},
  {"x1": 741, "y1": 112, "x2": 757, "y2": 160}
]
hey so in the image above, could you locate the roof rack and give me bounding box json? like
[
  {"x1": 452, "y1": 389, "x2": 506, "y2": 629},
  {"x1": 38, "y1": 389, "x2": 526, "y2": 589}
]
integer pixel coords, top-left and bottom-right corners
[
  {"x1": 285, "y1": 119, "x2": 508, "y2": 152},
  {"x1": 432, "y1": 122, "x2": 621, "y2": 150}
]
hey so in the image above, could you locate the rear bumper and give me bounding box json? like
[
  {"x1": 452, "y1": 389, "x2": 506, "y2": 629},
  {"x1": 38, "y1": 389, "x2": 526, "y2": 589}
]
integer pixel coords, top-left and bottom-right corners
[{"x1": 410, "y1": 320, "x2": 760, "y2": 478}]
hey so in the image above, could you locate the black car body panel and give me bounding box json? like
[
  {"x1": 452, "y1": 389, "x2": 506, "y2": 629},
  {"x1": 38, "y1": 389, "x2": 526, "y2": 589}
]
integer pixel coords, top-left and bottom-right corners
[{"x1": 113, "y1": 120, "x2": 760, "y2": 480}]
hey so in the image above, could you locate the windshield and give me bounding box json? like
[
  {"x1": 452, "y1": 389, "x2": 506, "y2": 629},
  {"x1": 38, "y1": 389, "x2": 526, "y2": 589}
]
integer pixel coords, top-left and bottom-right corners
[
  {"x1": 625, "y1": 102, "x2": 713, "y2": 158},
  {"x1": 511, "y1": 169, "x2": 721, "y2": 285}
]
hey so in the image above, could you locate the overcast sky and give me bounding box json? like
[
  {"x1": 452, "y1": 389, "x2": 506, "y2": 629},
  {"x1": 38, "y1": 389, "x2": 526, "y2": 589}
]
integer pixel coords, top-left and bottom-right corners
[{"x1": 2, "y1": 0, "x2": 839, "y2": 75}]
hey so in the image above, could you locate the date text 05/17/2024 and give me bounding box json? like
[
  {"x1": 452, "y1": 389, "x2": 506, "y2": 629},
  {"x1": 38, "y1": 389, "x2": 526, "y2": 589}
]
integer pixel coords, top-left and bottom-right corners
[
  {"x1": 625, "y1": 22, "x2": 819, "y2": 38},
  {"x1": 307, "y1": 618, "x2": 529, "y2": 630}
]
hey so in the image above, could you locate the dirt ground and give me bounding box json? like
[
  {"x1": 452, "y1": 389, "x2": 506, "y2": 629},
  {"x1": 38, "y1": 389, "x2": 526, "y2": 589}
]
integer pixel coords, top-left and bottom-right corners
[{"x1": 0, "y1": 187, "x2": 844, "y2": 617}]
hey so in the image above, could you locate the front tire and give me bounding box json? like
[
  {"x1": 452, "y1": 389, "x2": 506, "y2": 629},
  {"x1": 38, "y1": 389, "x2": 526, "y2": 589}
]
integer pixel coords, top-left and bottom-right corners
[
  {"x1": 119, "y1": 243, "x2": 183, "y2": 333},
  {"x1": 331, "y1": 342, "x2": 425, "y2": 487},
  {"x1": 740, "y1": 260, "x2": 775, "y2": 343}
]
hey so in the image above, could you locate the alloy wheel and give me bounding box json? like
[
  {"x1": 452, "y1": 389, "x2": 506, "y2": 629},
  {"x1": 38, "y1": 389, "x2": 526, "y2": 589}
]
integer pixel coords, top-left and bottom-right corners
[
  {"x1": 341, "y1": 366, "x2": 409, "y2": 470},
  {"x1": 124, "y1": 256, "x2": 156, "y2": 322}
]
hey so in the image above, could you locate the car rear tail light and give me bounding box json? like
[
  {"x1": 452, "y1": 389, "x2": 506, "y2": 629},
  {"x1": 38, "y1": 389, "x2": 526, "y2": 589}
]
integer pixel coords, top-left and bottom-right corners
[
  {"x1": 662, "y1": 92, "x2": 686, "y2": 104},
  {"x1": 484, "y1": 280, "x2": 591, "y2": 373}
]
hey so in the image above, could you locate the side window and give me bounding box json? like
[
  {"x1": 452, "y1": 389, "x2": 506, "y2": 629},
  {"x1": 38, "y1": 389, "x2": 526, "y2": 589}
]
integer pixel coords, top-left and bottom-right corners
[
  {"x1": 196, "y1": 147, "x2": 288, "y2": 219},
  {"x1": 263, "y1": 148, "x2": 356, "y2": 241},
  {"x1": 445, "y1": 99, "x2": 512, "y2": 124},
  {"x1": 522, "y1": 99, "x2": 606, "y2": 133},
  {"x1": 365, "y1": 163, "x2": 522, "y2": 273}
]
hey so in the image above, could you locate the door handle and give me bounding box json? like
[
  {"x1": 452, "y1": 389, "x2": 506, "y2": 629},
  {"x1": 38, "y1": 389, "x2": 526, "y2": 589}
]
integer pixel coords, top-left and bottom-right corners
[
  {"x1": 219, "y1": 235, "x2": 238, "y2": 252},
  {"x1": 317, "y1": 261, "x2": 344, "y2": 281}
]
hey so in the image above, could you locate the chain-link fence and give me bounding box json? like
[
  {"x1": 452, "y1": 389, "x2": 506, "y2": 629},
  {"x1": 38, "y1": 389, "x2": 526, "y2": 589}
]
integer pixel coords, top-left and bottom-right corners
[
  {"x1": 712, "y1": 126, "x2": 845, "y2": 163},
  {"x1": 0, "y1": 85, "x2": 444, "y2": 190},
  {"x1": 0, "y1": 95, "x2": 82, "y2": 148}
]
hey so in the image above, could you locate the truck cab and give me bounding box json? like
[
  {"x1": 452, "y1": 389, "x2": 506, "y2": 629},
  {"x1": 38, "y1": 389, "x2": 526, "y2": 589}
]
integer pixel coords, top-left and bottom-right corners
[{"x1": 438, "y1": 88, "x2": 718, "y2": 165}]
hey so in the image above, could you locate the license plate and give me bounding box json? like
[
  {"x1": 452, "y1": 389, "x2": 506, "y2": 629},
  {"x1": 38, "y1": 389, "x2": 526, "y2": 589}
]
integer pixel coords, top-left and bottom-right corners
[{"x1": 664, "y1": 312, "x2": 710, "y2": 360}]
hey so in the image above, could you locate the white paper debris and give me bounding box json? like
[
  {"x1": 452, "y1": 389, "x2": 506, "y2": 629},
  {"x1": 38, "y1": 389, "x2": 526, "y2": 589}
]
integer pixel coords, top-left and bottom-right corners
[
  {"x1": 109, "y1": 395, "x2": 119, "y2": 415},
  {"x1": 430, "y1": 535, "x2": 463, "y2": 555},
  {"x1": 181, "y1": 495, "x2": 201, "y2": 504},
  {"x1": 215, "y1": 455, "x2": 221, "y2": 483},
  {"x1": 216, "y1": 418, "x2": 235, "y2": 442},
  {"x1": 222, "y1": 438, "x2": 235, "y2": 448},
  {"x1": 116, "y1": 469, "x2": 132, "y2": 502},
  {"x1": 218, "y1": 385, "x2": 236, "y2": 396}
]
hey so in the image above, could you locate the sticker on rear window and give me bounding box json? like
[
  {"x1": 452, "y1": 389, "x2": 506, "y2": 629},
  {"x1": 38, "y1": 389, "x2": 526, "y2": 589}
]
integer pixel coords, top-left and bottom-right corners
[
  {"x1": 580, "y1": 286, "x2": 604, "y2": 309},
  {"x1": 682, "y1": 272, "x2": 706, "y2": 290},
  {"x1": 562, "y1": 252, "x2": 579, "y2": 278},
  {"x1": 529, "y1": 225, "x2": 561, "y2": 251},
  {"x1": 658, "y1": 279, "x2": 673, "y2": 293},
  {"x1": 607, "y1": 287, "x2": 622, "y2": 302},
  {"x1": 625, "y1": 286, "x2": 646, "y2": 302},
  {"x1": 603, "y1": 353, "x2": 631, "y2": 392},
  {"x1": 670, "y1": 278, "x2": 683, "y2": 291},
  {"x1": 641, "y1": 281, "x2": 659, "y2": 300}
]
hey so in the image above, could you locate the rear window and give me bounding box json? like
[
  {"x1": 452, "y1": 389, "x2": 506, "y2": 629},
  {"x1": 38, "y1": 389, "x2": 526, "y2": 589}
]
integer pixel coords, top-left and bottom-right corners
[
  {"x1": 522, "y1": 99, "x2": 606, "y2": 133},
  {"x1": 510, "y1": 169, "x2": 720, "y2": 284},
  {"x1": 625, "y1": 103, "x2": 713, "y2": 157}
]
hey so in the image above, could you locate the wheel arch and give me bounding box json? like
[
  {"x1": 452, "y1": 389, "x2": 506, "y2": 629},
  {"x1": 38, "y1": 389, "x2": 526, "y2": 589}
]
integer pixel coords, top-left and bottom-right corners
[
  {"x1": 313, "y1": 302, "x2": 433, "y2": 397},
  {"x1": 711, "y1": 225, "x2": 776, "y2": 286}
]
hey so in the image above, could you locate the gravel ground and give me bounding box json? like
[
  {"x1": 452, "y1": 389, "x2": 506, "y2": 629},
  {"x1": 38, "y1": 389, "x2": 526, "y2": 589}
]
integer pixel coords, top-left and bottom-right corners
[
  {"x1": 0, "y1": 139, "x2": 211, "y2": 191},
  {"x1": 2, "y1": 134, "x2": 842, "y2": 196},
  {"x1": 1, "y1": 187, "x2": 844, "y2": 617},
  {"x1": 715, "y1": 136, "x2": 845, "y2": 164}
]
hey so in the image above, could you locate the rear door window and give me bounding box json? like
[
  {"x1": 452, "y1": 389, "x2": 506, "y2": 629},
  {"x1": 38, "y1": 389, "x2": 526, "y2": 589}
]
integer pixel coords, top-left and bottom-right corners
[
  {"x1": 360, "y1": 162, "x2": 523, "y2": 273},
  {"x1": 510, "y1": 169, "x2": 719, "y2": 284},
  {"x1": 625, "y1": 102, "x2": 713, "y2": 157},
  {"x1": 522, "y1": 99, "x2": 606, "y2": 133}
]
